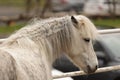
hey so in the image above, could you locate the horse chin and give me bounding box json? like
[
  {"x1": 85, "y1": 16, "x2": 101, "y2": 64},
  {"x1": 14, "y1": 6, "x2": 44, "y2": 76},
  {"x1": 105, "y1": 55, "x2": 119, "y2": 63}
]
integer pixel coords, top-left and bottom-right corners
[
  {"x1": 83, "y1": 67, "x2": 97, "y2": 74},
  {"x1": 83, "y1": 69, "x2": 96, "y2": 74},
  {"x1": 77, "y1": 66, "x2": 89, "y2": 74},
  {"x1": 74, "y1": 61, "x2": 98, "y2": 74}
]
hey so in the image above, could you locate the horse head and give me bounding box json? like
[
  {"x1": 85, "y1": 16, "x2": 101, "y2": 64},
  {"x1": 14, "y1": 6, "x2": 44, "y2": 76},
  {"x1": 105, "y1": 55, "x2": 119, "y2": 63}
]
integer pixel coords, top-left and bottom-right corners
[{"x1": 67, "y1": 15, "x2": 98, "y2": 74}]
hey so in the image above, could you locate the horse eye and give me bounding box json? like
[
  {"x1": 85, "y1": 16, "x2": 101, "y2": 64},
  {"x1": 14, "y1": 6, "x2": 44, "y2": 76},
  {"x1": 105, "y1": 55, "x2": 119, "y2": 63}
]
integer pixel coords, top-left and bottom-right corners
[{"x1": 83, "y1": 38, "x2": 90, "y2": 42}]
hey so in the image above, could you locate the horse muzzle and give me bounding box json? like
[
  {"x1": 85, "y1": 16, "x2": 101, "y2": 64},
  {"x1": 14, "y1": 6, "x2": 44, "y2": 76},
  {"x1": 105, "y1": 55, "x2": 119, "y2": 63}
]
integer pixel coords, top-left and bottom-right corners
[{"x1": 86, "y1": 65, "x2": 98, "y2": 74}]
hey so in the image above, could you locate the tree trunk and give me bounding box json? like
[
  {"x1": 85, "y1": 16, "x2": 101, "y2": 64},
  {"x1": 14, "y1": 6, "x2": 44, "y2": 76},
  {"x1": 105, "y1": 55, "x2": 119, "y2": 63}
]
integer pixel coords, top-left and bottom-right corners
[
  {"x1": 107, "y1": 0, "x2": 112, "y2": 14},
  {"x1": 40, "y1": 0, "x2": 52, "y2": 18},
  {"x1": 25, "y1": 0, "x2": 32, "y2": 16},
  {"x1": 35, "y1": 0, "x2": 41, "y2": 17},
  {"x1": 112, "y1": 0, "x2": 116, "y2": 18}
]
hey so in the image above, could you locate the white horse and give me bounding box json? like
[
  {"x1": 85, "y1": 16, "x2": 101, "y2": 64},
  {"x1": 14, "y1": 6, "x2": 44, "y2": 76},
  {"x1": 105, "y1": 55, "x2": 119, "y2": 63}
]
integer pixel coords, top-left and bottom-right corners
[{"x1": 0, "y1": 15, "x2": 98, "y2": 80}]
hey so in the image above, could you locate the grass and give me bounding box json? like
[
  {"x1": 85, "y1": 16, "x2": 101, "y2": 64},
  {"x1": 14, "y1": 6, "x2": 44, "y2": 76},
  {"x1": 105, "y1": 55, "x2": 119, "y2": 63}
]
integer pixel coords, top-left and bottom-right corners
[
  {"x1": 0, "y1": 24, "x2": 25, "y2": 34},
  {"x1": 0, "y1": 18, "x2": 120, "y2": 35},
  {"x1": 0, "y1": 0, "x2": 25, "y2": 7},
  {"x1": 92, "y1": 18, "x2": 120, "y2": 28},
  {"x1": 0, "y1": 0, "x2": 45, "y2": 7}
]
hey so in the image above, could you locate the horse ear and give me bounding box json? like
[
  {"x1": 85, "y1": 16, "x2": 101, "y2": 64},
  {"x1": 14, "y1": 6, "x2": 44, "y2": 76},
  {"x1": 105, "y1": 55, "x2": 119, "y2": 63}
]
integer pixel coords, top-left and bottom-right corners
[
  {"x1": 71, "y1": 16, "x2": 78, "y2": 24},
  {"x1": 71, "y1": 16, "x2": 79, "y2": 29}
]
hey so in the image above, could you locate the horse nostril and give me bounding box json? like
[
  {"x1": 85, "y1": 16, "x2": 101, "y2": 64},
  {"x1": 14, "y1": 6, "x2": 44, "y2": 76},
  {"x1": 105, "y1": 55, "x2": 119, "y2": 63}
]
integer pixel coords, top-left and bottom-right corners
[
  {"x1": 95, "y1": 65, "x2": 98, "y2": 70},
  {"x1": 87, "y1": 65, "x2": 92, "y2": 73}
]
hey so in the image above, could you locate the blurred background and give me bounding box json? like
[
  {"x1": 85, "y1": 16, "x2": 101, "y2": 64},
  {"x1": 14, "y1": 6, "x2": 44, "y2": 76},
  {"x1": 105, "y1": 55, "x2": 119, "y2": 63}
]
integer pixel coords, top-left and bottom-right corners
[
  {"x1": 0, "y1": 0, "x2": 120, "y2": 80},
  {"x1": 0, "y1": 0, "x2": 120, "y2": 38}
]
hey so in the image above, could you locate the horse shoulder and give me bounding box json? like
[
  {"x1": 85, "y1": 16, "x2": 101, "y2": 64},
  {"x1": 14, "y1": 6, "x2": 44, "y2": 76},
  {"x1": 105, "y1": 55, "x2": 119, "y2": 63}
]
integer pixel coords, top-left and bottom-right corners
[{"x1": 0, "y1": 49, "x2": 17, "y2": 80}]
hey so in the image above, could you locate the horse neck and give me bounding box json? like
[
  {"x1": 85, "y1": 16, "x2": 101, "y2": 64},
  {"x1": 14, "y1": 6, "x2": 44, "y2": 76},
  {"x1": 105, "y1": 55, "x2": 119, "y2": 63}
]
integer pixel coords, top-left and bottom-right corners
[
  {"x1": 42, "y1": 18, "x2": 75, "y2": 62},
  {"x1": 5, "y1": 16, "x2": 74, "y2": 64},
  {"x1": 29, "y1": 16, "x2": 73, "y2": 63},
  {"x1": 21, "y1": 16, "x2": 70, "y2": 39}
]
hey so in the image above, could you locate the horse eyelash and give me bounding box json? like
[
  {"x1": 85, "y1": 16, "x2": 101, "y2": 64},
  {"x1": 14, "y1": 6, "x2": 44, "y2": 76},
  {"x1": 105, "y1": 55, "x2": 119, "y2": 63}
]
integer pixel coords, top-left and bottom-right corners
[{"x1": 83, "y1": 38, "x2": 90, "y2": 42}]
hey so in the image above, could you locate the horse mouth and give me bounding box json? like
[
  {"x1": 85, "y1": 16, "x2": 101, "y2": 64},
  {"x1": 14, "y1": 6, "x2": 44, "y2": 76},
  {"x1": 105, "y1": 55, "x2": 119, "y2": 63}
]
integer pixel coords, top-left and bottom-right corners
[{"x1": 83, "y1": 65, "x2": 98, "y2": 74}]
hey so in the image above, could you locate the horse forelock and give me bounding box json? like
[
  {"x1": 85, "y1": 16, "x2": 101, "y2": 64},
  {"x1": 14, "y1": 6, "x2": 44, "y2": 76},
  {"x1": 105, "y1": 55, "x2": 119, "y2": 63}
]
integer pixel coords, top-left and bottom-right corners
[{"x1": 76, "y1": 15, "x2": 98, "y2": 40}]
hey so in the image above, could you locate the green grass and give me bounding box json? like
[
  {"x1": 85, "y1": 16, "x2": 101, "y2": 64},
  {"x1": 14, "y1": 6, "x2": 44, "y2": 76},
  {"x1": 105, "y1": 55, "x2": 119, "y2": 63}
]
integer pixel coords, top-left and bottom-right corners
[
  {"x1": 0, "y1": 0, "x2": 25, "y2": 7},
  {"x1": 0, "y1": 24, "x2": 25, "y2": 34},
  {"x1": 0, "y1": 0, "x2": 45, "y2": 7},
  {"x1": 0, "y1": 18, "x2": 120, "y2": 35},
  {"x1": 92, "y1": 18, "x2": 120, "y2": 28}
]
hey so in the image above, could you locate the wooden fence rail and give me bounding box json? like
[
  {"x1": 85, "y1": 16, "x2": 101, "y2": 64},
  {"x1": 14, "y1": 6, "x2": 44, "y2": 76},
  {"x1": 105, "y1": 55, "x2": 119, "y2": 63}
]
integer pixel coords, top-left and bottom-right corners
[
  {"x1": 0, "y1": 39, "x2": 5, "y2": 44},
  {"x1": 98, "y1": 28, "x2": 120, "y2": 34},
  {"x1": 53, "y1": 65, "x2": 120, "y2": 79}
]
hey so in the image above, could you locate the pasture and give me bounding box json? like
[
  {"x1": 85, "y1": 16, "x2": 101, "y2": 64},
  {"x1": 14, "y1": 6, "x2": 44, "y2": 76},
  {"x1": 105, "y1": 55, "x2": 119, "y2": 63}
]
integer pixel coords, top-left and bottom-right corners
[
  {"x1": 93, "y1": 18, "x2": 120, "y2": 28},
  {"x1": 0, "y1": 18, "x2": 120, "y2": 34},
  {"x1": 0, "y1": 0, "x2": 44, "y2": 8}
]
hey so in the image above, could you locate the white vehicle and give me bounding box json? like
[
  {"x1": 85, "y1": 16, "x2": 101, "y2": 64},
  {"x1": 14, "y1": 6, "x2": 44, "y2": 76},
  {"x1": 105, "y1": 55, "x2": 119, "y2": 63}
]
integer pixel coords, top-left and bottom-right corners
[
  {"x1": 83, "y1": 0, "x2": 120, "y2": 16},
  {"x1": 51, "y1": 0, "x2": 86, "y2": 12}
]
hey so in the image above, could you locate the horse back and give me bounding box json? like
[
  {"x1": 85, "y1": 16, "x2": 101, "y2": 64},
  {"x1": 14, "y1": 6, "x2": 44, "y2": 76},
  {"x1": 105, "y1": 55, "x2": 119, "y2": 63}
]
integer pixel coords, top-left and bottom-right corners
[{"x1": 0, "y1": 46, "x2": 52, "y2": 80}]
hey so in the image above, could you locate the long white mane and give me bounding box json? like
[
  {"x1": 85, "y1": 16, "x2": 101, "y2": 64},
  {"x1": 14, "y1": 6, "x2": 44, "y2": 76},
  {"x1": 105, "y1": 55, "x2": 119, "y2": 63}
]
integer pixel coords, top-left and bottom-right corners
[{"x1": 1, "y1": 15, "x2": 97, "y2": 61}]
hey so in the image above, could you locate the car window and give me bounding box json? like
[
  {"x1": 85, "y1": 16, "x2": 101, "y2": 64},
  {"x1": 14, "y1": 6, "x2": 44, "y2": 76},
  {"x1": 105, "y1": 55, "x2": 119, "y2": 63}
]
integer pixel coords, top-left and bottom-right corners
[
  {"x1": 89, "y1": 0, "x2": 99, "y2": 3},
  {"x1": 93, "y1": 41, "x2": 108, "y2": 66},
  {"x1": 94, "y1": 41, "x2": 105, "y2": 52},
  {"x1": 100, "y1": 35, "x2": 120, "y2": 58},
  {"x1": 94, "y1": 41, "x2": 107, "y2": 56},
  {"x1": 104, "y1": 1, "x2": 111, "y2": 4}
]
